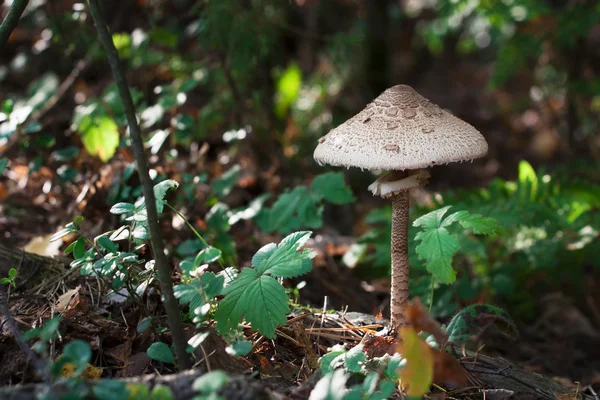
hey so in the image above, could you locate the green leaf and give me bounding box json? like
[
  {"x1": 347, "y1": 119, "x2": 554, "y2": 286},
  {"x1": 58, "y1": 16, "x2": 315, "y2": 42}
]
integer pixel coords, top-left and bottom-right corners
[
  {"x1": 344, "y1": 344, "x2": 366, "y2": 373},
  {"x1": 174, "y1": 280, "x2": 206, "y2": 313},
  {"x1": 53, "y1": 146, "x2": 80, "y2": 161},
  {"x1": 97, "y1": 236, "x2": 118, "y2": 253},
  {"x1": 211, "y1": 165, "x2": 241, "y2": 199},
  {"x1": 112, "y1": 32, "x2": 132, "y2": 58},
  {"x1": 147, "y1": 342, "x2": 175, "y2": 364},
  {"x1": 226, "y1": 340, "x2": 252, "y2": 356},
  {"x1": 137, "y1": 317, "x2": 152, "y2": 333},
  {"x1": 110, "y1": 202, "x2": 136, "y2": 215},
  {"x1": 319, "y1": 344, "x2": 347, "y2": 374},
  {"x1": 0, "y1": 158, "x2": 7, "y2": 174},
  {"x1": 153, "y1": 179, "x2": 179, "y2": 214},
  {"x1": 79, "y1": 115, "x2": 120, "y2": 162},
  {"x1": 518, "y1": 160, "x2": 538, "y2": 201},
  {"x1": 458, "y1": 214, "x2": 504, "y2": 235},
  {"x1": 445, "y1": 304, "x2": 518, "y2": 344},
  {"x1": 61, "y1": 340, "x2": 91, "y2": 376},
  {"x1": 255, "y1": 186, "x2": 307, "y2": 233},
  {"x1": 73, "y1": 237, "x2": 87, "y2": 259},
  {"x1": 214, "y1": 268, "x2": 289, "y2": 338},
  {"x1": 415, "y1": 228, "x2": 459, "y2": 284},
  {"x1": 253, "y1": 231, "x2": 314, "y2": 278},
  {"x1": 93, "y1": 380, "x2": 128, "y2": 400},
  {"x1": 310, "y1": 172, "x2": 355, "y2": 205},
  {"x1": 150, "y1": 384, "x2": 174, "y2": 400},
  {"x1": 275, "y1": 63, "x2": 302, "y2": 117},
  {"x1": 413, "y1": 206, "x2": 453, "y2": 229},
  {"x1": 193, "y1": 370, "x2": 228, "y2": 394},
  {"x1": 194, "y1": 247, "x2": 222, "y2": 266},
  {"x1": 8, "y1": 268, "x2": 17, "y2": 280}
]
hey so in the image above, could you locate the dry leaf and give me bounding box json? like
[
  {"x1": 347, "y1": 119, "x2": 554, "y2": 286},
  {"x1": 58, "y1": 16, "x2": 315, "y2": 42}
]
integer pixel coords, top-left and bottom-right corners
[
  {"x1": 21, "y1": 234, "x2": 62, "y2": 257},
  {"x1": 397, "y1": 326, "x2": 434, "y2": 397}
]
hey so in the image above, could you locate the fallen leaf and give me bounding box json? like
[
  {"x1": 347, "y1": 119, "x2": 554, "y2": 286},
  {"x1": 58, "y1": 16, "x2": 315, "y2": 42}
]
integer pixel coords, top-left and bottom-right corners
[
  {"x1": 397, "y1": 326, "x2": 434, "y2": 397},
  {"x1": 21, "y1": 234, "x2": 62, "y2": 257}
]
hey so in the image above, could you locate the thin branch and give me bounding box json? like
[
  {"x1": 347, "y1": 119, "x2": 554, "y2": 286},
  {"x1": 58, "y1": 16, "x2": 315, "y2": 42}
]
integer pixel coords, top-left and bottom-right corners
[
  {"x1": 0, "y1": 0, "x2": 29, "y2": 50},
  {"x1": 85, "y1": 0, "x2": 191, "y2": 370}
]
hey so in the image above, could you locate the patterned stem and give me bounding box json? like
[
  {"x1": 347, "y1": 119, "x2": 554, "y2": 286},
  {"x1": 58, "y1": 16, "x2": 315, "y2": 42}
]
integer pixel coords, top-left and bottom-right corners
[{"x1": 390, "y1": 191, "x2": 410, "y2": 328}]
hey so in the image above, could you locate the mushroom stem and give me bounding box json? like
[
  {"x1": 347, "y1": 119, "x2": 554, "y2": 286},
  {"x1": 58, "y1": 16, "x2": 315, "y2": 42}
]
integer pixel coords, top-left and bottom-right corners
[{"x1": 390, "y1": 190, "x2": 410, "y2": 329}]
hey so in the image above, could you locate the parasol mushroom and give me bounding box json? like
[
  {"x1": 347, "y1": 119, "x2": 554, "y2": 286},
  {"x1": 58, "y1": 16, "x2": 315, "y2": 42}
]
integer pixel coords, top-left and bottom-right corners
[{"x1": 313, "y1": 84, "x2": 488, "y2": 329}]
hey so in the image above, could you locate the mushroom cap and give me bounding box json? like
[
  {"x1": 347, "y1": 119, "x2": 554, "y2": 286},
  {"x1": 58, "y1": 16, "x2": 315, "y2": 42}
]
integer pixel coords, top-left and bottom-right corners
[{"x1": 313, "y1": 85, "x2": 488, "y2": 171}]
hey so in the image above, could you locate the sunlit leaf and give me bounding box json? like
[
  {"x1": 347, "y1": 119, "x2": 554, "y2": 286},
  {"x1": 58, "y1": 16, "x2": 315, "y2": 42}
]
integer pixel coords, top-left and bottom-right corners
[
  {"x1": 79, "y1": 115, "x2": 120, "y2": 162},
  {"x1": 397, "y1": 327, "x2": 434, "y2": 397}
]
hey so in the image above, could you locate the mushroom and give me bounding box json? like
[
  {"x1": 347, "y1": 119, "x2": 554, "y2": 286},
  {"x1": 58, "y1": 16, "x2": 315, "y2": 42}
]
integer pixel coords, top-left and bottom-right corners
[{"x1": 313, "y1": 84, "x2": 488, "y2": 329}]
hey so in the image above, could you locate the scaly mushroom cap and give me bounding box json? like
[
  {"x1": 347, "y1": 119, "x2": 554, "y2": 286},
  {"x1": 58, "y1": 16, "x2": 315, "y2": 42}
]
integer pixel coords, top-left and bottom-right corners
[{"x1": 313, "y1": 85, "x2": 488, "y2": 171}]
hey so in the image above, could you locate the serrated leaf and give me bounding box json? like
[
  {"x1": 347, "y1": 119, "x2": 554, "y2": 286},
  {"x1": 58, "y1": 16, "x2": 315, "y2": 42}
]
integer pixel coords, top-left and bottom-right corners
[
  {"x1": 214, "y1": 268, "x2": 289, "y2": 338},
  {"x1": 174, "y1": 280, "x2": 206, "y2": 313},
  {"x1": 459, "y1": 214, "x2": 504, "y2": 235},
  {"x1": 413, "y1": 206, "x2": 453, "y2": 229},
  {"x1": 310, "y1": 172, "x2": 355, "y2": 205},
  {"x1": 254, "y1": 231, "x2": 315, "y2": 278},
  {"x1": 110, "y1": 202, "x2": 135, "y2": 215},
  {"x1": 147, "y1": 342, "x2": 174, "y2": 364},
  {"x1": 319, "y1": 345, "x2": 347, "y2": 374},
  {"x1": 255, "y1": 186, "x2": 306, "y2": 233},
  {"x1": 345, "y1": 344, "x2": 366, "y2": 373},
  {"x1": 415, "y1": 228, "x2": 459, "y2": 284},
  {"x1": 153, "y1": 179, "x2": 179, "y2": 214},
  {"x1": 202, "y1": 272, "x2": 224, "y2": 298}
]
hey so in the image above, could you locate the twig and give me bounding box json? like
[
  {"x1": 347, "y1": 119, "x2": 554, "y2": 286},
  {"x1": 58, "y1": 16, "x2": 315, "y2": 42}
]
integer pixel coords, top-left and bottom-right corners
[
  {"x1": 0, "y1": 0, "x2": 29, "y2": 50},
  {"x1": 588, "y1": 385, "x2": 599, "y2": 400},
  {"x1": 0, "y1": 283, "x2": 57, "y2": 399},
  {"x1": 85, "y1": 0, "x2": 191, "y2": 370}
]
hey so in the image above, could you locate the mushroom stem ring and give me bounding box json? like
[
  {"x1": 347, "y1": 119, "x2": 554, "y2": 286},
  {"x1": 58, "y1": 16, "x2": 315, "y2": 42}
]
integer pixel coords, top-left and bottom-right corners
[{"x1": 368, "y1": 169, "x2": 431, "y2": 198}]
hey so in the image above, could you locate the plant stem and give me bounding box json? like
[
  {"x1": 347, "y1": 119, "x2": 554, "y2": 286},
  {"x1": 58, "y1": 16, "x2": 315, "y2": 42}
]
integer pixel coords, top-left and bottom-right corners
[
  {"x1": 0, "y1": 0, "x2": 29, "y2": 51},
  {"x1": 390, "y1": 191, "x2": 410, "y2": 329},
  {"x1": 86, "y1": 0, "x2": 191, "y2": 370}
]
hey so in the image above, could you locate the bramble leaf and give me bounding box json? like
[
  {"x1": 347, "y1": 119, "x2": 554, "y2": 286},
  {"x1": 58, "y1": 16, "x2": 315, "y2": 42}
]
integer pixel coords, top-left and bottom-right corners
[
  {"x1": 310, "y1": 172, "x2": 355, "y2": 205},
  {"x1": 459, "y1": 214, "x2": 504, "y2": 235},
  {"x1": 214, "y1": 268, "x2": 289, "y2": 338},
  {"x1": 415, "y1": 226, "x2": 460, "y2": 284},
  {"x1": 254, "y1": 231, "x2": 315, "y2": 278}
]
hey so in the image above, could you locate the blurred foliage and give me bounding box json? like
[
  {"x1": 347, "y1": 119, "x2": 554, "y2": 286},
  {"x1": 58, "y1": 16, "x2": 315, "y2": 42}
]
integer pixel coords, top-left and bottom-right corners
[{"x1": 356, "y1": 160, "x2": 600, "y2": 319}]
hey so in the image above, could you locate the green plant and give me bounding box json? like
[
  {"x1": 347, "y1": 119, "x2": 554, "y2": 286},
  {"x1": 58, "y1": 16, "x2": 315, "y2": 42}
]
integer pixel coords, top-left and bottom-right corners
[
  {"x1": 1, "y1": 268, "x2": 17, "y2": 288},
  {"x1": 192, "y1": 370, "x2": 228, "y2": 400},
  {"x1": 355, "y1": 160, "x2": 600, "y2": 318},
  {"x1": 255, "y1": 172, "x2": 355, "y2": 234},
  {"x1": 215, "y1": 231, "x2": 316, "y2": 338}
]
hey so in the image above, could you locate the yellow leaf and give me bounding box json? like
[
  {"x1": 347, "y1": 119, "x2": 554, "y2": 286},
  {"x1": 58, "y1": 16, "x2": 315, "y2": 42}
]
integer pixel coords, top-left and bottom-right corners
[{"x1": 397, "y1": 326, "x2": 434, "y2": 397}]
